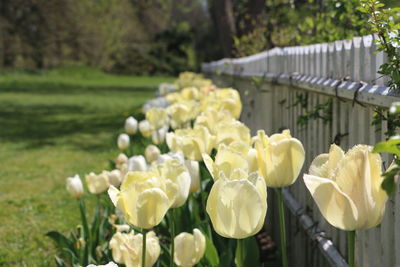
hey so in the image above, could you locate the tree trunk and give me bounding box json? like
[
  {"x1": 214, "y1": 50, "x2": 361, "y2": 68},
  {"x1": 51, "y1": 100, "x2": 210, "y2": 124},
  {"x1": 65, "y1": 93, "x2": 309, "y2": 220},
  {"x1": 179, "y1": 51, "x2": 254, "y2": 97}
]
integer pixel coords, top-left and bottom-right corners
[{"x1": 209, "y1": 0, "x2": 236, "y2": 58}]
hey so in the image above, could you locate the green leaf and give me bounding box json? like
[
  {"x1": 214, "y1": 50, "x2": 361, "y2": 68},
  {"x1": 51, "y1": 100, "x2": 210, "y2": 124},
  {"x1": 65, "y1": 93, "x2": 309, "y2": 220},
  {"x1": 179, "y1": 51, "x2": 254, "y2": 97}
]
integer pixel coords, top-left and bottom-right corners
[
  {"x1": 373, "y1": 139, "x2": 400, "y2": 157},
  {"x1": 46, "y1": 231, "x2": 75, "y2": 252},
  {"x1": 204, "y1": 234, "x2": 219, "y2": 267},
  {"x1": 382, "y1": 172, "x2": 397, "y2": 196}
]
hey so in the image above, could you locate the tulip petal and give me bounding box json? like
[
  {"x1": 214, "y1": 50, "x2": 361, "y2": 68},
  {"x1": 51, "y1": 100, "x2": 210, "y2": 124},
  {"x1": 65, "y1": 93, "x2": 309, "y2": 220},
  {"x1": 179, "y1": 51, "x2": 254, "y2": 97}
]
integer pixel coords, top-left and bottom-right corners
[
  {"x1": 334, "y1": 145, "x2": 387, "y2": 229},
  {"x1": 303, "y1": 174, "x2": 359, "y2": 230},
  {"x1": 203, "y1": 153, "x2": 216, "y2": 180},
  {"x1": 136, "y1": 188, "x2": 170, "y2": 229},
  {"x1": 193, "y1": 229, "x2": 206, "y2": 263},
  {"x1": 108, "y1": 185, "x2": 120, "y2": 207}
]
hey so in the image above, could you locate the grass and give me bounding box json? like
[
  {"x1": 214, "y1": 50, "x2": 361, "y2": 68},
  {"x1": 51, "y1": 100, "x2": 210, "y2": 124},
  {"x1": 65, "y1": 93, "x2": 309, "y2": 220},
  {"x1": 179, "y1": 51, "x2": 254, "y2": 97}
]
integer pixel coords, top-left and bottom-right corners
[{"x1": 0, "y1": 66, "x2": 174, "y2": 266}]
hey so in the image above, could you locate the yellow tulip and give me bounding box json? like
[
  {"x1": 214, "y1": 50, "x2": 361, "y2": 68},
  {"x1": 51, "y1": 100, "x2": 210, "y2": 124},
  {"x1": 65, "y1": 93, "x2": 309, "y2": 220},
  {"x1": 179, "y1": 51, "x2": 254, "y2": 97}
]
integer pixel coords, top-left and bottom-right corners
[
  {"x1": 181, "y1": 87, "x2": 200, "y2": 101},
  {"x1": 206, "y1": 170, "x2": 267, "y2": 239},
  {"x1": 156, "y1": 159, "x2": 191, "y2": 208},
  {"x1": 109, "y1": 231, "x2": 160, "y2": 267},
  {"x1": 108, "y1": 171, "x2": 171, "y2": 229},
  {"x1": 166, "y1": 125, "x2": 216, "y2": 161},
  {"x1": 85, "y1": 171, "x2": 110, "y2": 194},
  {"x1": 166, "y1": 92, "x2": 184, "y2": 104},
  {"x1": 167, "y1": 101, "x2": 199, "y2": 129},
  {"x1": 194, "y1": 109, "x2": 234, "y2": 135},
  {"x1": 203, "y1": 141, "x2": 255, "y2": 180},
  {"x1": 254, "y1": 129, "x2": 305, "y2": 187},
  {"x1": 215, "y1": 120, "x2": 251, "y2": 146},
  {"x1": 201, "y1": 88, "x2": 242, "y2": 119},
  {"x1": 145, "y1": 108, "x2": 169, "y2": 130},
  {"x1": 303, "y1": 144, "x2": 388, "y2": 230},
  {"x1": 174, "y1": 229, "x2": 206, "y2": 267}
]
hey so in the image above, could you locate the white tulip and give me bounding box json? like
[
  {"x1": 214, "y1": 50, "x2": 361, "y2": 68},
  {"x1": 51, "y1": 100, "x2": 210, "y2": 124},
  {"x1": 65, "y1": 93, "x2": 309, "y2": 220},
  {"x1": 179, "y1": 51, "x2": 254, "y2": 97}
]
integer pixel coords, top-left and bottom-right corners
[
  {"x1": 117, "y1": 134, "x2": 130, "y2": 150},
  {"x1": 66, "y1": 174, "x2": 84, "y2": 199},
  {"x1": 128, "y1": 155, "x2": 148, "y2": 172},
  {"x1": 107, "y1": 169, "x2": 123, "y2": 187},
  {"x1": 145, "y1": 145, "x2": 161, "y2": 163},
  {"x1": 86, "y1": 171, "x2": 110, "y2": 194},
  {"x1": 139, "y1": 120, "x2": 152, "y2": 137},
  {"x1": 125, "y1": 116, "x2": 138, "y2": 135}
]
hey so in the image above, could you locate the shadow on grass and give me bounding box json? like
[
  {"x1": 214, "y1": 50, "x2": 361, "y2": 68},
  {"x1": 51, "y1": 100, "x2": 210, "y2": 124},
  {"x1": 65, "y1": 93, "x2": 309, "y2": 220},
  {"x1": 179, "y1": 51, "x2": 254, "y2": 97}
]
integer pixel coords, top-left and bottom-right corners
[
  {"x1": 0, "y1": 80, "x2": 155, "y2": 95},
  {"x1": 0, "y1": 81, "x2": 150, "y2": 150}
]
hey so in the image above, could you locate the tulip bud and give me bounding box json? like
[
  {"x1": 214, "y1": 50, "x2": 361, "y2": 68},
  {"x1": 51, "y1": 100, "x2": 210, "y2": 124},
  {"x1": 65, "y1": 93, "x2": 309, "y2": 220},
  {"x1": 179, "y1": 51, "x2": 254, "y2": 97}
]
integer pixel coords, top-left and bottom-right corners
[
  {"x1": 304, "y1": 144, "x2": 388, "y2": 230},
  {"x1": 115, "y1": 153, "x2": 128, "y2": 170},
  {"x1": 117, "y1": 133, "x2": 130, "y2": 150},
  {"x1": 107, "y1": 169, "x2": 123, "y2": 187},
  {"x1": 85, "y1": 171, "x2": 110, "y2": 194},
  {"x1": 174, "y1": 229, "x2": 206, "y2": 267},
  {"x1": 128, "y1": 155, "x2": 148, "y2": 172},
  {"x1": 139, "y1": 120, "x2": 152, "y2": 137},
  {"x1": 125, "y1": 116, "x2": 138, "y2": 135},
  {"x1": 66, "y1": 174, "x2": 84, "y2": 199},
  {"x1": 145, "y1": 145, "x2": 161, "y2": 163},
  {"x1": 185, "y1": 160, "x2": 200, "y2": 193}
]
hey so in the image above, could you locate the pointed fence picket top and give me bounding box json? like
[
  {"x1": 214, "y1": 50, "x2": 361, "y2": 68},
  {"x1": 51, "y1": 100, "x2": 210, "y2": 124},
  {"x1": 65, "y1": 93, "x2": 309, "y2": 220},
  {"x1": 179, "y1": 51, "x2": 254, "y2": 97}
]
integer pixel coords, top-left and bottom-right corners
[{"x1": 202, "y1": 35, "x2": 400, "y2": 267}]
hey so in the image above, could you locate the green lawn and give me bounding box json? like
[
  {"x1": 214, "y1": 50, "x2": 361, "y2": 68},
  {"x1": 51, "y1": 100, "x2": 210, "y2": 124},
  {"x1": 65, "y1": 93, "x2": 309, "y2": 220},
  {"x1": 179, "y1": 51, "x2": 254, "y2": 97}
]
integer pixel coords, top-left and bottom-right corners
[{"x1": 0, "y1": 67, "x2": 173, "y2": 266}]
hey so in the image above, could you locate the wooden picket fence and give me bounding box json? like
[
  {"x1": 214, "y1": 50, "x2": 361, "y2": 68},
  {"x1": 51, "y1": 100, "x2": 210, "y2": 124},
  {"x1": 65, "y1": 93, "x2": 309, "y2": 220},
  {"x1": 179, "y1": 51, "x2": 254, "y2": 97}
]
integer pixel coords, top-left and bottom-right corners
[{"x1": 202, "y1": 35, "x2": 400, "y2": 267}]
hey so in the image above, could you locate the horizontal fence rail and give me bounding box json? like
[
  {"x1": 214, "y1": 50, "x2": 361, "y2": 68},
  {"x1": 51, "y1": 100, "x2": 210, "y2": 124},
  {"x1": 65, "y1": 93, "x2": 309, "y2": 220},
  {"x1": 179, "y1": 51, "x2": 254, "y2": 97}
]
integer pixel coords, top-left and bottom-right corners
[{"x1": 202, "y1": 35, "x2": 400, "y2": 267}]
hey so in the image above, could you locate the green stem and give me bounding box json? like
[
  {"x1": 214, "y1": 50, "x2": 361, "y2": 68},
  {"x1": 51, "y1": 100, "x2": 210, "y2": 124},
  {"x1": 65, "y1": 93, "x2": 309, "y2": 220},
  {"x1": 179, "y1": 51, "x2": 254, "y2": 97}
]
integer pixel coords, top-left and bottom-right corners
[
  {"x1": 170, "y1": 209, "x2": 175, "y2": 267},
  {"x1": 347, "y1": 231, "x2": 356, "y2": 267},
  {"x1": 78, "y1": 199, "x2": 90, "y2": 266},
  {"x1": 142, "y1": 230, "x2": 147, "y2": 267},
  {"x1": 235, "y1": 238, "x2": 245, "y2": 267},
  {"x1": 276, "y1": 188, "x2": 288, "y2": 267}
]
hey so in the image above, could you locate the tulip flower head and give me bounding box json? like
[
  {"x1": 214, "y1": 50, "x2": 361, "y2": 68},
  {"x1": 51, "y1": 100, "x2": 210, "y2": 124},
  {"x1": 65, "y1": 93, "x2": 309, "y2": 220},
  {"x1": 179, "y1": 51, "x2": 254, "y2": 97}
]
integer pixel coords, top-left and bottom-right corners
[
  {"x1": 85, "y1": 171, "x2": 110, "y2": 194},
  {"x1": 106, "y1": 169, "x2": 123, "y2": 188},
  {"x1": 215, "y1": 120, "x2": 251, "y2": 146},
  {"x1": 194, "y1": 109, "x2": 234, "y2": 135},
  {"x1": 145, "y1": 145, "x2": 161, "y2": 163},
  {"x1": 303, "y1": 144, "x2": 388, "y2": 230},
  {"x1": 174, "y1": 228, "x2": 206, "y2": 267},
  {"x1": 206, "y1": 170, "x2": 267, "y2": 239},
  {"x1": 108, "y1": 171, "x2": 172, "y2": 229},
  {"x1": 66, "y1": 174, "x2": 84, "y2": 199},
  {"x1": 254, "y1": 129, "x2": 305, "y2": 187},
  {"x1": 125, "y1": 116, "x2": 138, "y2": 135},
  {"x1": 166, "y1": 125, "x2": 216, "y2": 161},
  {"x1": 146, "y1": 108, "x2": 169, "y2": 130},
  {"x1": 109, "y1": 231, "x2": 160, "y2": 267},
  {"x1": 156, "y1": 159, "x2": 191, "y2": 208},
  {"x1": 115, "y1": 153, "x2": 128, "y2": 170},
  {"x1": 203, "y1": 141, "x2": 256, "y2": 181},
  {"x1": 117, "y1": 133, "x2": 130, "y2": 150},
  {"x1": 128, "y1": 155, "x2": 148, "y2": 172},
  {"x1": 139, "y1": 120, "x2": 152, "y2": 138}
]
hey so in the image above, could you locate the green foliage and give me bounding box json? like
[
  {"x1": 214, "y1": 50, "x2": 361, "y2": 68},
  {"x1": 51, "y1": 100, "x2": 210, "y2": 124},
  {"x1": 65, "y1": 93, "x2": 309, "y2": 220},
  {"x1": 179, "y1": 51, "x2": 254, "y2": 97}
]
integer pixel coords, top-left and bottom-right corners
[
  {"x1": 358, "y1": 0, "x2": 400, "y2": 91},
  {"x1": 290, "y1": 93, "x2": 333, "y2": 127},
  {"x1": 373, "y1": 138, "x2": 400, "y2": 195}
]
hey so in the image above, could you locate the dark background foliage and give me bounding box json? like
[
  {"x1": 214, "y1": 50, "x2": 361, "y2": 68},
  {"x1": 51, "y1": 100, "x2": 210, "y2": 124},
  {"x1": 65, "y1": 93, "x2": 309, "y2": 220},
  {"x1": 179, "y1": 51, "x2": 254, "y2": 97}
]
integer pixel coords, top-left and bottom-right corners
[{"x1": 0, "y1": 0, "x2": 398, "y2": 75}]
